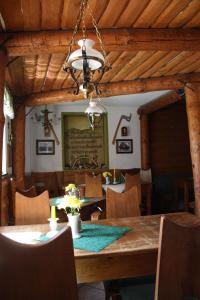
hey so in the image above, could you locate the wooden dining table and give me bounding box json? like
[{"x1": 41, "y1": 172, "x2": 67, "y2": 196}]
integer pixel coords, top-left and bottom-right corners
[{"x1": 0, "y1": 212, "x2": 197, "y2": 283}]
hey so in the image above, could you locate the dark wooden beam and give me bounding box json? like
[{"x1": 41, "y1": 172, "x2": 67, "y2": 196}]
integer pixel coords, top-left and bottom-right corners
[
  {"x1": 2, "y1": 29, "x2": 200, "y2": 56},
  {"x1": 24, "y1": 73, "x2": 200, "y2": 106},
  {"x1": 185, "y1": 84, "x2": 200, "y2": 216},
  {"x1": 138, "y1": 91, "x2": 182, "y2": 115}
]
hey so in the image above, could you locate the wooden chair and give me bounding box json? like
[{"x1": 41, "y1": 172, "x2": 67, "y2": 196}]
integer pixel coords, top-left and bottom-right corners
[
  {"x1": 124, "y1": 172, "x2": 141, "y2": 201},
  {"x1": 106, "y1": 186, "x2": 140, "y2": 219},
  {"x1": 0, "y1": 226, "x2": 78, "y2": 300},
  {"x1": 125, "y1": 173, "x2": 153, "y2": 215},
  {"x1": 85, "y1": 174, "x2": 103, "y2": 198},
  {"x1": 10, "y1": 178, "x2": 37, "y2": 225},
  {"x1": 120, "y1": 216, "x2": 200, "y2": 300},
  {"x1": 155, "y1": 215, "x2": 200, "y2": 300},
  {"x1": 15, "y1": 190, "x2": 50, "y2": 225}
]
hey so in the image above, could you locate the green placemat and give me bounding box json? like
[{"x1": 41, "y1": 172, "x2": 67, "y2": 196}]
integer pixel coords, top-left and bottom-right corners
[
  {"x1": 50, "y1": 196, "x2": 64, "y2": 206},
  {"x1": 73, "y1": 223, "x2": 131, "y2": 252}
]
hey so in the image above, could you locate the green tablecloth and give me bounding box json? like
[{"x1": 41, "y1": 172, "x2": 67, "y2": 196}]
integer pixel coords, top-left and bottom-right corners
[{"x1": 73, "y1": 223, "x2": 131, "y2": 252}]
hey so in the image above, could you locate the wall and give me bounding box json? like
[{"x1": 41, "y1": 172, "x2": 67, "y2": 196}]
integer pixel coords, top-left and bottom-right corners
[
  {"x1": 25, "y1": 103, "x2": 141, "y2": 173},
  {"x1": 149, "y1": 100, "x2": 192, "y2": 176}
]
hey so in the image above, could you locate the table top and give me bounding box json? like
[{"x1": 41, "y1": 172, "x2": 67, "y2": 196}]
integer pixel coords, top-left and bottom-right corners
[
  {"x1": 50, "y1": 196, "x2": 105, "y2": 208},
  {"x1": 0, "y1": 212, "x2": 197, "y2": 257}
]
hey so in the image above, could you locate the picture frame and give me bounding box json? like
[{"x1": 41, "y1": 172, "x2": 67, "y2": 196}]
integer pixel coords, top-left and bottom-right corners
[
  {"x1": 36, "y1": 140, "x2": 55, "y2": 155},
  {"x1": 116, "y1": 139, "x2": 133, "y2": 154}
]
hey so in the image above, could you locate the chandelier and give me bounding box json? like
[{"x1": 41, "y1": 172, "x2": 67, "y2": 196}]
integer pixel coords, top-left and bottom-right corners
[
  {"x1": 63, "y1": 0, "x2": 111, "y2": 98},
  {"x1": 85, "y1": 96, "x2": 106, "y2": 130}
]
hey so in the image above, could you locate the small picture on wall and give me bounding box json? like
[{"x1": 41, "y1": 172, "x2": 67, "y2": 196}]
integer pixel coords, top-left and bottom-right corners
[
  {"x1": 116, "y1": 139, "x2": 133, "y2": 154},
  {"x1": 36, "y1": 140, "x2": 55, "y2": 155}
]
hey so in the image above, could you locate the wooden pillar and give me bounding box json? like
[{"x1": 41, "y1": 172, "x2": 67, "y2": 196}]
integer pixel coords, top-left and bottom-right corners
[
  {"x1": 0, "y1": 50, "x2": 6, "y2": 225},
  {"x1": 185, "y1": 84, "x2": 200, "y2": 216},
  {"x1": 140, "y1": 114, "x2": 150, "y2": 170},
  {"x1": 12, "y1": 103, "x2": 25, "y2": 187}
]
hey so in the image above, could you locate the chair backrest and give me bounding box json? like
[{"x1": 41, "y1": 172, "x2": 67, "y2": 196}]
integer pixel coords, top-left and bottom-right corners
[
  {"x1": 1, "y1": 177, "x2": 10, "y2": 225},
  {"x1": 155, "y1": 216, "x2": 200, "y2": 300},
  {"x1": 106, "y1": 186, "x2": 140, "y2": 219},
  {"x1": 85, "y1": 174, "x2": 103, "y2": 198},
  {"x1": 0, "y1": 226, "x2": 78, "y2": 300},
  {"x1": 125, "y1": 173, "x2": 141, "y2": 202},
  {"x1": 15, "y1": 190, "x2": 50, "y2": 225}
]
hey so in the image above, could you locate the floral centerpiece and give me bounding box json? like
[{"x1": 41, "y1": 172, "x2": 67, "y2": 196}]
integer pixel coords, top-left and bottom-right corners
[
  {"x1": 57, "y1": 184, "x2": 82, "y2": 239},
  {"x1": 65, "y1": 183, "x2": 78, "y2": 196},
  {"x1": 103, "y1": 171, "x2": 112, "y2": 185},
  {"x1": 57, "y1": 194, "x2": 81, "y2": 215}
]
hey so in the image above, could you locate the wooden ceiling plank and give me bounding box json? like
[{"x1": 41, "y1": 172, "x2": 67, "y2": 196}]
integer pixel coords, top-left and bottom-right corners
[
  {"x1": 113, "y1": 51, "x2": 155, "y2": 81},
  {"x1": 184, "y1": 11, "x2": 200, "y2": 28},
  {"x1": 153, "y1": 51, "x2": 195, "y2": 77},
  {"x1": 7, "y1": 57, "x2": 25, "y2": 96},
  {"x1": 166, "y1": 52, "x2": 200, "y2": 75},
  {"x1": 0, "y1": 0, "x2": 24, "y2": 31},
  {"x1": 133, "y1": 0, "x2": 172, "y2": 28},
  {"x1": 111, "y1": 51, "x2": 154, "y2": 82},
  {"x1": 23, "y1": 56, "x2": 38, "y2": 95},
  {"x1": 98, "y1": 0, "x2": 129, "y2": 28},
  {"x1": 41, "y1": 0, "x2": 63, "y2": 30},
  {"x1": 179, "y1": 58, "x2": 200, "y2": 74},
  {"x1": 125, "y1": 51, "x2": 169, "y2": 81},
  {"x1": 5, "y1": 68, "x2": 15, "y2": 95},
  {"x1": 24, "y1": 73, "x2": 200, "y2": 106},
  {"x1": 41, "y1": 53, "x2": 66, "y2": 91},
  {"x1": 84, "y1": 0, "x2": 109, "y2": 27},
  {"x1": 61, "y1": 0, "x2": 80, "y2": 29},
  {"x1": 152, "y1": 0, "x2": 191, "y2": 28},
  {"x1": 33, "y1": 54, "x2": 51, "y2": 92},
  {"x1": 169, "y1": 0, "x2": 200, "y2": 28},
  {"x1": 52, "y1": 68, "x2": 69, "y2": 90},
  {"x1": 92, "y1": 51, "x2": 121, "y2": 82},
  {"x1": 103, "y1": 51, "x2": 137, "y2": 82},
  {"x1": 141, "y1": 51, "x2": 180, "y2": 78},
  {"x1": 138, "y1": 91, "x2": 182, "y2": 115},
  {"x1": 116, "y1": 0, "x2": 150, "y2": 27},
  {"x1": 21, "y1": 0, "x2": 41, "y2": 31}
]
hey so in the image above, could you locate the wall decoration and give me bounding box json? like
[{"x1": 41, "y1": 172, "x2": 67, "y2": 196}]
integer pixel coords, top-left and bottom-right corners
[
  {"x1": 36, "y1": 140, "x2": 55, "y2": 155},
  {"x1": 121, "y1": 126, "x2": 128, "y2": 136},
  {"x1": 62, "y1": 112, "x2": 108, "y2": 170},
  {"x1": 116, "y1": 139, "x2": 133, "y2": 154}
]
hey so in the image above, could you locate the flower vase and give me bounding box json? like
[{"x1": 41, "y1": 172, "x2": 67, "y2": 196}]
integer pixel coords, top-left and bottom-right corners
[
  {"x1": 105, "y1": 176, "x2": 110, "y2": 185},
  {"x1": 67, "y1": 213, "x2": 81, "y2": 239}
]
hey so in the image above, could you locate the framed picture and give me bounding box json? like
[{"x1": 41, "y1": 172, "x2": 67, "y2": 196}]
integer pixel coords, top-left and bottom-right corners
[
  {"x1": 36, "y1": 140, "x2": 55, "y2": 155},
  {"x1": 116, "y1": 139, "x2": 133, "y2": 154}
]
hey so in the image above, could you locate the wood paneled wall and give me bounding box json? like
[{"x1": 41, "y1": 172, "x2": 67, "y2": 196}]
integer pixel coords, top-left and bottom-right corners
[{"x1": 149, "y1": 101, "x2": 192, "y2": 176}]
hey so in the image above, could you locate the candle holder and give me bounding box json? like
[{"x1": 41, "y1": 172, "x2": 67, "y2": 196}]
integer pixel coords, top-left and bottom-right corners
[
  {"x1": 48, "y1": 218, "x2": 59, "y2": 232},
  {"x1": 113, "y1": 177, "x2": 117, "y2": 185}
]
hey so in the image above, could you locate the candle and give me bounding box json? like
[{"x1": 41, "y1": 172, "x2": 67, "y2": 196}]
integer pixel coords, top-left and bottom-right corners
[
  {"x1": 114, "y1": 169, "x2": 116, "y2": 178},
  {"x1": 51, "y1": 206, "x2": 56, "y2": 220}
]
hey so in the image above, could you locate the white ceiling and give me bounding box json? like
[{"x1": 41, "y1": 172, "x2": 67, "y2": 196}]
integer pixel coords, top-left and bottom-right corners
[{"x1": 60, "y1": 90, "x2": 171, "y2": 107}]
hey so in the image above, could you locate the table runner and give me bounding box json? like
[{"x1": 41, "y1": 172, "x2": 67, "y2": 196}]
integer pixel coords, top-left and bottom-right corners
[{"x1": 73, "y1": 223, "x2": 131, "y2": 252}]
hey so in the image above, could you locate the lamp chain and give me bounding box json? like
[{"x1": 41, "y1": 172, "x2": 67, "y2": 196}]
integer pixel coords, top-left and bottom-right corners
[
  {"x1": 87, "y1": 2, "x2": 110, "y2": 67},
  {"x1": 65, "y1": 0, "x2": 110, "y2": 68}
]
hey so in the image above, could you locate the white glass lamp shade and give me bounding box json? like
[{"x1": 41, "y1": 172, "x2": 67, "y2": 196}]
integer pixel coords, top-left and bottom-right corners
[
  {"x1": 68, "y1": 39, "x2": 105, "y2": 70},
  {"x1": 85, "y1": 101, "x2": 106, "y2": 116}
]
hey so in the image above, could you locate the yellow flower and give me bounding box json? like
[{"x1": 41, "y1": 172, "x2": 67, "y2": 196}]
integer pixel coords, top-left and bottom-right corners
[
  {"x1": 57, "y1": 195, "x2": 81, "y2": 216},
  {"x1": 103, "y1": 171, "x2": 112, "y2": 178},
  {"x1": 65, "y1": 183, "x2": 76, "y2": 192}
]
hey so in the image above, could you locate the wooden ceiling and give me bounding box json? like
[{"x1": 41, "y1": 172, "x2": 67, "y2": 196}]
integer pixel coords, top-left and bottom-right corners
[{"x1": 1, "y1": 0, "x2": 200, "y2": 105}]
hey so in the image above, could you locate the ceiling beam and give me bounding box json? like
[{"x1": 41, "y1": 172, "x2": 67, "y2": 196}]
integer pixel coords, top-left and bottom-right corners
[
  {"x1": 137, "y1": 91, "x2": 182, "y2": 115},
  {"x1": 2, "y1": 29, "x2": 200, "y2": 56},
  {"x1": 24, "y1": 73, "x2": 200, "y2": 107}
]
